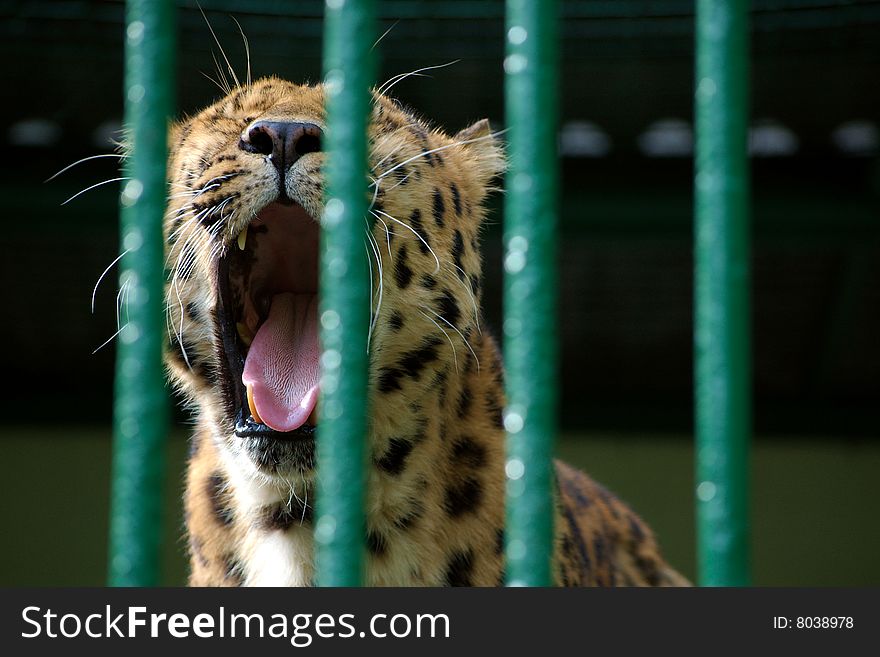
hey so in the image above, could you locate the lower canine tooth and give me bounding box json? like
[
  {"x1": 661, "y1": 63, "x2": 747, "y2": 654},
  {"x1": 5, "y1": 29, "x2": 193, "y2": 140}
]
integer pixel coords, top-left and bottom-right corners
[
  {"x1": 246, "y1": 384, "x2": 264, "y2": 425},
  {"x1": 237, "y1": 228, "x2": 247, "y2": 250}
]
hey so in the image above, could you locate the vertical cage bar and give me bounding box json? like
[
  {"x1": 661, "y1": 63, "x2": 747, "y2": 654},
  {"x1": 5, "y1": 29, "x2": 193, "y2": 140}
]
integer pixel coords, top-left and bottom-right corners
[
  {"x1": 108, "y1": 0, "x2": 174, "y2": 586},
  {"x1": 315, "y1": 0, "x2": 376, "y2": 587},
  {"x1": 694, "y1": 0, "x2": 752, "y2": 586},
  {"x1": 503, "y1": 0, "x2": 559, "y2": 587}
]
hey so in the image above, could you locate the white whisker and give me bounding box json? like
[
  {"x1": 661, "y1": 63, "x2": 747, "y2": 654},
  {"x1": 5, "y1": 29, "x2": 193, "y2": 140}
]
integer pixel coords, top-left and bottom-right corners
[
  {"x1": 62, "y1": 177, "x2": 129, "y2": 205},
  {"x1": 46, "y1": 153, "x2": 125, "y2": 183},
  {"x1": 373, "y1": 213, "x2": 393, "y2": 259},
  {"x1": 91, "y1": 249, "x2": 130, "y2": 314},
  {"x1": 372, "y1": 20, "x2": 399, "y2": 51},
  {"x1": 364, "y1": 224, "x2": 384, "y2": 350},
  {"x1": 210, "y1": 51, "x2": 232, "y2": 95},
  {"x1": 421, "y1": 304, "x2": 480, "y2": 372},
  {"x1": 418, "y1": 310, "x2": 458, "y2": 374},
  {"x1": 381, "y1": 170, "x2": 412, "y2": 193},
  {"x1": 200, "y1": 4, "x2": 240, "y2": 89},
  {"x1": 230, "y1": 15, "x2": 252, "y2": 87},
  {"x1": 92, "y1": 324, "x2": 127, "y2": 355},
  {"x1": 446, "y1": 260, "x2": 482, "y2": 335},
  {"x1": 371, "y1": 208, "x2": 440, "y2": 274},
  {"x1": 377, "y1": 60, "x2": 460, "y2": 96},
  {"x1": 116, "y1": 278, "x2": 131, "y2": 331}
]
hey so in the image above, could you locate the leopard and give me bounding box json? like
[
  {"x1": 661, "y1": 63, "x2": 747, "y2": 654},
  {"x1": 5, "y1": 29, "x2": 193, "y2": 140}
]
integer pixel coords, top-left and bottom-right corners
[{"x1": 162, "y1": 76, "x2": 689, "y2": 587}]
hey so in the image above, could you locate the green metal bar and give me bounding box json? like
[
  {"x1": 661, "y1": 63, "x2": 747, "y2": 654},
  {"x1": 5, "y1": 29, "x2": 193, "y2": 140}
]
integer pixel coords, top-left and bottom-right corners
[
  {"x1": 694, "y1": 0, "x2": 752, "y2": 587},
  {"x1": 503, "y1": 0, "x2": 559, "y2": 587},
  {"x1": 315, "y1": 0, "x2": 375, "y2": 587},
  {"x1": 108, "y1": 0, "x2": 174, "y2": 586}
]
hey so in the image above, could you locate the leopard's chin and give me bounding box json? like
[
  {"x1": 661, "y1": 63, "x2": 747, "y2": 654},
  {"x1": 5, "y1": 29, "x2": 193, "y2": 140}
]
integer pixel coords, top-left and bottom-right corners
[
  {"x1": 237, "y1": 429, "x2": 317, "y2": 479},
  {"x1": 234, "y1": 409, "x2": 316, "y2": 474}
]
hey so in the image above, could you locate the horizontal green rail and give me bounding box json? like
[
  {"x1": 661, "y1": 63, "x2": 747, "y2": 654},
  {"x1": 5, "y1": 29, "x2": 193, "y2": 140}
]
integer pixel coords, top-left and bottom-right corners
[
  {"x1": 694, "y1": 0, "x2": 752, "y2": 587},
  {"x1": 314, "y1": 0, "x2": 376, "y2": 587},
  {"x1": 503, "y1": 0, "x2": 560, "y2": 587},
  {"x1": 108, "y1": 0, "x2": 174, "y2": 587}
]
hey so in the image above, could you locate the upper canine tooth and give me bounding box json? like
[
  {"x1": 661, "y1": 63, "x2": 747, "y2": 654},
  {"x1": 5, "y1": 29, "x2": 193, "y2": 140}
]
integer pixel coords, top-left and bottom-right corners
[
  {"x1": 236, "y1": 322, "x2": 253, "y2": 346},
  {"x1": 237, "y1": 227, "x2": 247, "y2": 250}
]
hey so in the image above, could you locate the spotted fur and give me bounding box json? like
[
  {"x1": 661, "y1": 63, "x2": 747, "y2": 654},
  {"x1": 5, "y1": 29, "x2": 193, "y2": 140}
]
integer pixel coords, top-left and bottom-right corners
[{"x1": 164, "y1": 77, "x2": 688, "y2": 587}]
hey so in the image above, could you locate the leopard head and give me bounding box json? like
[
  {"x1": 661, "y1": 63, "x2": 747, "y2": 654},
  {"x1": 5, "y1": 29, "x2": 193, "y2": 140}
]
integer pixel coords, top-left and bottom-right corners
[{"x1": 164, "y1": 77, "x2": 504, "y2": 482}]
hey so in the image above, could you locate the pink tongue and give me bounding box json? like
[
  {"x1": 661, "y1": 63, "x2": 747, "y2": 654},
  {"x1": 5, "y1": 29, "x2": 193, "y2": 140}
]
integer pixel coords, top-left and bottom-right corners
[{"x1": 242, "y1": 292, "x2": 319, "y2": 432}]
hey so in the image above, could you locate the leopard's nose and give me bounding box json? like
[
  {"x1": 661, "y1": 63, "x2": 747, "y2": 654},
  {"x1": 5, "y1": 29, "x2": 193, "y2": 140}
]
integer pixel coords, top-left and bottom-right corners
[{"x1": 239, "y1": 121, "x2": 323, "y2": 174}]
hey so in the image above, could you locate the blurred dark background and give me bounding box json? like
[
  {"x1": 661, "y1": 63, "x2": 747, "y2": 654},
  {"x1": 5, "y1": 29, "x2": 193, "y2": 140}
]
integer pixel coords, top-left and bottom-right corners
[{"x1": 1, "y1": 0, "x2": 878, "y2": 586}]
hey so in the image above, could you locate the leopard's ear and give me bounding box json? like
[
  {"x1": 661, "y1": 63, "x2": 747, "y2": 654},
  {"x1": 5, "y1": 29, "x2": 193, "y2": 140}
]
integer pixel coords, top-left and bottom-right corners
[
  {"x1": 455, "y1": 118, "x2": 492, "y2": 143},
  {"x1": 454, "y1": 118, "x2": 506, "y2": 184}
]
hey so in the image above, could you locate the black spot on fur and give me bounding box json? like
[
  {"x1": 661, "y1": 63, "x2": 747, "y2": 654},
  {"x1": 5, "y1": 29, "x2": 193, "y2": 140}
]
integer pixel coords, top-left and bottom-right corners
[
  {"x1": 258, "y1": 498, "x2": 313, "y2": 531},
  {"x1": 444, "y1": 549, "x2": 474, "y2": 586},
  {"x1": 388, "y1": 311, "x2": 405, "y2": 332},
  {"x1": 376, "y1": 438, "x2": 414, "y2": 475},
  {"x1": 628, "y1": 515, "x2": 645, "y2": 543},
  {"x1": 394, "y1": 245, "x2": 413, "y2": 289},
  {"x1": 190, "y1": 536, "x2": 209, "y2": 568},
  {"x1": 397, "y1": 337, "x2": 443, "y2": 379},
  {"x1": 379, "y1": 367, "x2": 403, "y2": 393},
  {"x1": 410, "y1": 126, "x2": 436, "y2": 167},
  {"x1": 636, "y1": 555, "x2": 662, "y2": 586},
  {"x1": 178, "y1": 123, "x2": 193, "y2": 144},
  {"x1": 450, "y1": 183, "x2": 462, "y2": 216},
  {"x1": 433, "y1": 368, "x2": 449, "y2": 405},
  {"x1": 495, "y1": 528, "x2": 505, "y2": 555},
  {"x1": 367, "y1": 530, "x2": 388, "y2": 556},
  {"x1": 394, "y1": 499, "x2": 425, "y2": 530},
  {"x1": 409, "y1": 208, "x2": 430, "y2": 255},
  {"x1": 421, "y1": 274, "x2": 437, "y2": 289},
  {"x1": 564, "y1": 535, "x2": 577, "y2": 559},
  {"x1": 436, "y1": 290, "x2": 461, "y2": 327},
  {"x1": 463, "y1": 348, "x2": 476, "y2": 375},
  {"x1": 593, "y1": 535, "x2": 607, "y2": 567},
  {"x1": 470, "y1": 273, "x2": 481, "y2": 295},
  {"x1": 451, "y1": 230, "x2": 466, "y2": 279},
  {"x1": 224, "y1": 554, "x2": 244, "y2": 586},
  {"x1": 185, "y1": 301, "x2": 202, "y2": 323},
  {"x1": 228, "y1": 89, "x2": 244, "y2": 112},
  {"x1": 451, "y1": 436, "x2": 486, "y2": 469},
  {"x1": 395, "y1": 165, "x2": 411, "y2": 185},
  {"x1": 560, "y1": 565, "x2": 572, "y2": 587},
  {"x1": 456, "y1": 386, "x2": 473, "y2": 418},
  {"x1": 485, "y1": 392, "x2": 504, "y2": 430},
  {"x1": 444, "y1": 477, "x2": 483, "y2": 517},
  {"x1": 597, "y1": 485, "x2": 622, "y2": 520},
  {"x1": 411, "y1": 417, "x2": 429, "y2": 444},
  {"x1": 207, "y1": 472, "x2": 235, "y2": 526},
  {"x1": 560, "y1": 501, "x2": 592, "y2": 574},
  {"x1": 432, "y1": 188, "x2": 445, "y2": 227}
]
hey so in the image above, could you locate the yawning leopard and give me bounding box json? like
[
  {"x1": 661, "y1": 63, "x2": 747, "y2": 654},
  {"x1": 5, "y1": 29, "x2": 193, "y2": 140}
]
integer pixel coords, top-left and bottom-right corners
[{"x1": 163, "y1": 77, "x2": 688, "y2": 587}]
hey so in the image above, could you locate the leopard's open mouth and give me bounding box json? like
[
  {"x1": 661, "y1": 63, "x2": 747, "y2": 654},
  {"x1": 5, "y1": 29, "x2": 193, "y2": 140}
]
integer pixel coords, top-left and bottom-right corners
[{"x1": 217, "y1": 201, "x2": 320, "y2": 441}]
